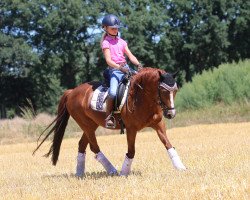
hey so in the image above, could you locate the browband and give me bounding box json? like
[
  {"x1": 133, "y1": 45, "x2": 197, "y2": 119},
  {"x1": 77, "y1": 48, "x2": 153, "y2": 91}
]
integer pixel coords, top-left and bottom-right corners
[{"x1": 159, "y1": 82, "x2": 178, "y2": 92}]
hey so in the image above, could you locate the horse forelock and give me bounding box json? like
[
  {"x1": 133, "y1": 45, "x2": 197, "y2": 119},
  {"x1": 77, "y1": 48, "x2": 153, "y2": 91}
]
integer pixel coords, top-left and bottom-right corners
[{"x1": 162, "y1": 73, "x2": 176, "y2": 87}]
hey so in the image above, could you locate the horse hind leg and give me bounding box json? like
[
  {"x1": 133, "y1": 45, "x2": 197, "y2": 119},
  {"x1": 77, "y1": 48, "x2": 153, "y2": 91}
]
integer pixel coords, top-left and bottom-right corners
[
  {"x1": 73, "y1": 114, "x2": 98, "y2": 178},
  {"x1": 75, "y1": 118, "x2": 117, "y2": 175},
  {"x1": 95, "y1": 151, "x2": 117, "y2": 175},
  {"x1": 76, "y1": 133, "x2": 89, "y2": 177},
  {"x1": 87, "y1": 131, "x2": 117, "y2": 175}
]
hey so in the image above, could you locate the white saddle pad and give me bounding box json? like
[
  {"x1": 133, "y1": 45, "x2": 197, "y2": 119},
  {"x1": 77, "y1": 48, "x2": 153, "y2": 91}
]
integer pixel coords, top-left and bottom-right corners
[{"x1": 90, "y1": 82, "x2": 130, "y2": 113}]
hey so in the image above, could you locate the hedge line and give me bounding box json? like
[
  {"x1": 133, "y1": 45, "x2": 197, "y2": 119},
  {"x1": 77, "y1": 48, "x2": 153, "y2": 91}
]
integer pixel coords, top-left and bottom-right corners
[{"x1": 175, "y1": 60, "x2": 250, "y2": 110}]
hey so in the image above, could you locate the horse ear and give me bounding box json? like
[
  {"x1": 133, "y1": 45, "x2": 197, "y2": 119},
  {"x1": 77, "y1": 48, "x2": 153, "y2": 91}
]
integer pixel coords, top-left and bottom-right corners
[
  {"x1": 158, "y1": 71, "x2": 164, "y2": 81},
  {"x1": 172, "y1": 70, "x2": 179, "y2": 78}
]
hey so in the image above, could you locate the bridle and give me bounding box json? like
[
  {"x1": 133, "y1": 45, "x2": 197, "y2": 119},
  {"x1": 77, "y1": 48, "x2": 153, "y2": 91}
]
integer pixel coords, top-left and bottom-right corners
[
  {"x1": 158, "y1": 81, "x2": 178, "y2": 117},
  {"x1": 126, "y1": 70, "x2": 178, "y2": 117}
]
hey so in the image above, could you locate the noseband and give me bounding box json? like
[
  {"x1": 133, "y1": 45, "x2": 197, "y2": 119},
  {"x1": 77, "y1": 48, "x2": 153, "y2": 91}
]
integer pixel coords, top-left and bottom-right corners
[{"x1": 158, "y1": 82, "x2": 177, "y2": 116}]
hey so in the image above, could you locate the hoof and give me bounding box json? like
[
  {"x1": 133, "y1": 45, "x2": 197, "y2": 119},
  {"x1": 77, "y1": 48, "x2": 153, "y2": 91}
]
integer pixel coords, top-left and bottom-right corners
[
  {"x1": 75, "y1": 173, "x2": 84, "y2": 179},
  {"x1": 119, "y1": 171, "x2": 130, "y2": 176},
  {"x1": 108, "y1": 169, "x2": 118, "y2": 175}
]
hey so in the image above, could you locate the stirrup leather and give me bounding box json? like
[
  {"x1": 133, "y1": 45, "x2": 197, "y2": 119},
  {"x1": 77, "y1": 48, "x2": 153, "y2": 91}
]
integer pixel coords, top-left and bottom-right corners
[{"x1": 105, "y1": 114, "x2": 116, "y2": 129}]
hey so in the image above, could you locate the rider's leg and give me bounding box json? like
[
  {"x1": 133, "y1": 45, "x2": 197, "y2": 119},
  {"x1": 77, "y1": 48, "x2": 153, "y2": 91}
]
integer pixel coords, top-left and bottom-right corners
[
  {"x1": 105, "y1": 94, "x2": 115, "y2": 128},
  {"x1": 105, "y1": 69, "x2": 124, "y2": 128}
]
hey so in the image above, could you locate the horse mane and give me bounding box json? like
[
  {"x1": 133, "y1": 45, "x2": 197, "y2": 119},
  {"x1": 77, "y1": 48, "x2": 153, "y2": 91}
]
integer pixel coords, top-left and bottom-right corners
[
  {"x1": 133, "y1": 67, "x2": 165, "y2": 81},
  {"x1": 130, "y1": 67, "x2": 165, "y2": 89},
  {"x1": 128, "y1": 67, "x2": 166, "y2": 100}
]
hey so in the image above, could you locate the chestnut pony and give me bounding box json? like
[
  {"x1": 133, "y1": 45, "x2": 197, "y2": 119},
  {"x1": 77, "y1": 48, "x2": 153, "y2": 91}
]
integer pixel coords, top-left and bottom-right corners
[{"x1": 33, "y1": 67, "x2": 186, "y2": 177}]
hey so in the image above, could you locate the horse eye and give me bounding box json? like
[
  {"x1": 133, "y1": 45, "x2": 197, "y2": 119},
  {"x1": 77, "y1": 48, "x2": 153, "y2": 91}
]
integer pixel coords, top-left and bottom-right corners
[{"x1": 162, "y1": 89, "x2": 169, "y2": 94}]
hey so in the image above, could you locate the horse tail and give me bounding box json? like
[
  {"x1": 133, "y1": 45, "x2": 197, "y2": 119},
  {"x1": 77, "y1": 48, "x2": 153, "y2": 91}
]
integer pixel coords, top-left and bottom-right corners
[{"x1": 33, "y1": 89, "x2": 72, "y2": 165}]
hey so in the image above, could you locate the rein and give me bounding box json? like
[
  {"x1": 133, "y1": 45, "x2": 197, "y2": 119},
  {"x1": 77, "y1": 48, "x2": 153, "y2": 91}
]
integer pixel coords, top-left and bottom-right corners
[
  {"x1": 125, "y1": 71, "x2": 177, "y2": 115},
  {"x1": 125, "y1": 72, "x2": 143, "y2": 113}
]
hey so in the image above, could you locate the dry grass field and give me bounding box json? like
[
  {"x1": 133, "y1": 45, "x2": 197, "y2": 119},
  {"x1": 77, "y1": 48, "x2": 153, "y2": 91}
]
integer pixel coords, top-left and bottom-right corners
[{"x1": 0, "y1": 122, "x2": 249, "y2": 200}]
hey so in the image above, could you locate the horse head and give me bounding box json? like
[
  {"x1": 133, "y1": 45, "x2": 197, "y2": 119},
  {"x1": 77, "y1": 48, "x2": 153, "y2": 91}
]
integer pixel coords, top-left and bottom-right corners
[{"x1": 158, "y1": 71, "x2": 178, "y2": 119}]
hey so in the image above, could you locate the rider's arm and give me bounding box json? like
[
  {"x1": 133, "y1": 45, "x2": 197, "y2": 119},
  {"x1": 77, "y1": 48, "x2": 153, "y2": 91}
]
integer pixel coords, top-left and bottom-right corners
[{"x1": 124, "y1": 46, "x2": 141, "y2": 67}]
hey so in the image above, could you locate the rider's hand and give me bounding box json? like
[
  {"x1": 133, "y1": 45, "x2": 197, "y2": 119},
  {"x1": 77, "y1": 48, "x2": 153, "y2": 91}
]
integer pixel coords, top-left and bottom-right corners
[
  {"x1": 137, "y1": 63, "x2": 143, "y2": 71},
  {"x1": 119, "y1": 66, "x2": 129, "y2": 74}
]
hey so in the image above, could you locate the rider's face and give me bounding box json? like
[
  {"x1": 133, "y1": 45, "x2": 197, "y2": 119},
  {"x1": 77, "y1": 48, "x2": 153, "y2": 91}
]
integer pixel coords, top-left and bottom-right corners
[{"x1": 106, "y1": 26, "x2": 118, "y2": 35}]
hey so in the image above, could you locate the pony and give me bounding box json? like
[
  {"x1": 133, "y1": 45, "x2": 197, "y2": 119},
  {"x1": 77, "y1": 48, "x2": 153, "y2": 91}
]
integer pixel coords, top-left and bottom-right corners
[{"x1": 33, "y1": 67, "x2": 186, "y2": 177}]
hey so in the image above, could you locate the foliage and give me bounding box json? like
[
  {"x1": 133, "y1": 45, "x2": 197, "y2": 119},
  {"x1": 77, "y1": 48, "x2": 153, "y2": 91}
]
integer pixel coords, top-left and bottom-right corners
[
  {"x1": 175, "y1": 60, "x2": 250, "y2": 110},
  {"x1": 0, "y1": 0, "x2": 250, "y2": 118}
]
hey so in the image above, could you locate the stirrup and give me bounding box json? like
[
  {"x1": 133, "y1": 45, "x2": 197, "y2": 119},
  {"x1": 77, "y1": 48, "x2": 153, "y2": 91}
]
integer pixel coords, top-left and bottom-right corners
[{"x1": 105, "y1": 114, "x2": 116, "y2": 129}]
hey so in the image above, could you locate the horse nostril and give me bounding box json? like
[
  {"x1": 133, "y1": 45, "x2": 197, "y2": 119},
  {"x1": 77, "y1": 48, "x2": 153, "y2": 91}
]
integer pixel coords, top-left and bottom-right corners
[
  {"x1": 167, "y1": 114, "x2": 172, "y2": 119},
  {"x1": 163, "y1": 109, "x2": 176, "y2": 119}
]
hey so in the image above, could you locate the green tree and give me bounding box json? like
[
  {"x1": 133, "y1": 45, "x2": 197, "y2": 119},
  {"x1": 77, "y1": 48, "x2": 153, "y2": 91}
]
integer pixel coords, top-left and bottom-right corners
[
  {"x1": 29, "y1": 0, "x2": 102, "y2": 87},
  {"x1": 1, "y1": 0, "x2": 250, "y2": 118},
  {"x1": 0, "y1": 0, "x2": 63, "y2": 117},
  {"x1": 0, "y1": 32, "x2": 40, "y2": 117},
  {"x1": 163, "y1": 1, "x2": 229, "y2": 81},
  {"x1": 227, "y1": 0, "x2": 250, "y2": 61}
]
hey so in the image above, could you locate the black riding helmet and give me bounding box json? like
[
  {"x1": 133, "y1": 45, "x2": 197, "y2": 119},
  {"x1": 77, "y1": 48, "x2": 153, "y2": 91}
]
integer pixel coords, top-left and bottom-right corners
[{"x1": 102, "y1": 14, "x2": 120, "y2": 28}]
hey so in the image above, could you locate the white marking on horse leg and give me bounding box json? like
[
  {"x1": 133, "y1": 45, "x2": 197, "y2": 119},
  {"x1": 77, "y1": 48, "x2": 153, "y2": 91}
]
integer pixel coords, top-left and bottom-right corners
[
  {"x1": 167, "y1": 148, "x2": 186, "y2": 170},
  {"x1": 76, "y1": 152, "x2": 86, "y2": 177},
  {"x1": 120, "y1": 155, "x2": 133, "y2": 176},
  {"x1": 95, "y1": 151, "x2": 117, "y2": 175}
]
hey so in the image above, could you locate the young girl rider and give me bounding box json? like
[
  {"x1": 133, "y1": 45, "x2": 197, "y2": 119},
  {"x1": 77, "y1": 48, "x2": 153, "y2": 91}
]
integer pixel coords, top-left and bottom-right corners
[{"x1": 101, "y1": 14, "x2": 142, "y2": 128}]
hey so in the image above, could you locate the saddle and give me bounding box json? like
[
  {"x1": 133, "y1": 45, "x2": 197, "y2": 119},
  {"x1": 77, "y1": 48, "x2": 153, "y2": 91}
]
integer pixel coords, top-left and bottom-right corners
[{"x1": 90, "y1": 71, "x2": 130, "y2": 113}]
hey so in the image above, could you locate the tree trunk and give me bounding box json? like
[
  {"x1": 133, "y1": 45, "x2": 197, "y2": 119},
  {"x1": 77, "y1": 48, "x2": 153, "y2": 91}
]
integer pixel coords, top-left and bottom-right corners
[
  {"x1": 61, "y1": 63, "x2": 76, "y2": 89},
  {"x1": 0, "y1": 104, "x2": 7, "y2": 119}
]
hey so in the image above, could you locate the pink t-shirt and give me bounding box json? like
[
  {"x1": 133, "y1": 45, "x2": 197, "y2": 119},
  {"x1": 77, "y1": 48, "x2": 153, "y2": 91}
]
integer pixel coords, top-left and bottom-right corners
[{"x1": 102, "y1": 35, "x2": 127, "y2": 64}]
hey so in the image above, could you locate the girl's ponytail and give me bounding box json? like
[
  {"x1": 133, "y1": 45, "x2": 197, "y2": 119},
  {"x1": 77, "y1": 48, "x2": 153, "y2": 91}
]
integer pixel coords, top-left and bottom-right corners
[{"x1": 100, "y1": 32, "x2": 107, "y2": 48}]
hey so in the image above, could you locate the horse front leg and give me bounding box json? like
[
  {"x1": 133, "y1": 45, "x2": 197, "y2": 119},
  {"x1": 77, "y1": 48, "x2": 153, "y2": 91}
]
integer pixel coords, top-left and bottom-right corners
[
  {"x1": 120, "y1": 129, "x2": 137, "y2": 176},
  {"x1": 152, "y1": 120, "x2": 186, "y2": 170}
]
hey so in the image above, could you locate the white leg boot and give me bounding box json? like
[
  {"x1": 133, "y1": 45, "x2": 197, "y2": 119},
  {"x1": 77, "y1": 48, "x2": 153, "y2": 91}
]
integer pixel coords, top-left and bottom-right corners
[
  {"x1": 167, "y1": 147, "x2": 186, "y2": 170},
  {"x1": 75, "y1": 152, "x2": 86, "y2": 177},
  {"x1": 95, "y1": 152, "x2": 117, "y2": 175},
  {"x1": 120, "y1": 155, "x2": 133, "y2": 176}
]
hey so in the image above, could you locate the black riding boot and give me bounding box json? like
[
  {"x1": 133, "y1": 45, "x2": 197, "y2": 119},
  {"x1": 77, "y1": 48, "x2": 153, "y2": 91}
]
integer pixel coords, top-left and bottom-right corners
[{"x1": 105, "y1": 96, "x2": 115, "y2": 128}]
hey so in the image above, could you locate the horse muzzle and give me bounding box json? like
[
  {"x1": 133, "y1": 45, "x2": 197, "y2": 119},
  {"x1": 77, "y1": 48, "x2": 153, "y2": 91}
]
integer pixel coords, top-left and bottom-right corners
[{"x1": 163, "y1": 108, "x2": 176, "y2": 119}]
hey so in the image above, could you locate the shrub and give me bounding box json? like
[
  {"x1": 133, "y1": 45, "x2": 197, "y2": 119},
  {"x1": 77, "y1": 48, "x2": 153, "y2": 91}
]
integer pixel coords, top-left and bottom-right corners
[{"x1": 175, "y1": 60, "x2": 250, "y2": 110}]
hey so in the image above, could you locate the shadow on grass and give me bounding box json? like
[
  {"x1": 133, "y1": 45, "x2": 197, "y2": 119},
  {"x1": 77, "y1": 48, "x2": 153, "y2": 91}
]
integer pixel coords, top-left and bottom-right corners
[{"x1": 42, "y1": 170, "x2": 142, "y2": 180}]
